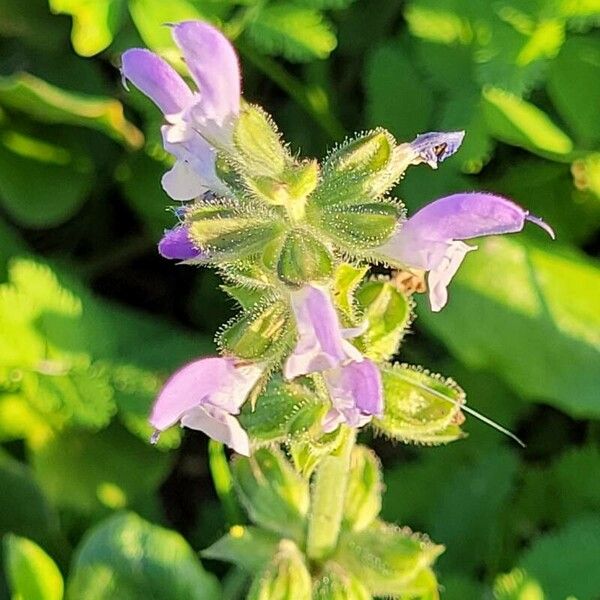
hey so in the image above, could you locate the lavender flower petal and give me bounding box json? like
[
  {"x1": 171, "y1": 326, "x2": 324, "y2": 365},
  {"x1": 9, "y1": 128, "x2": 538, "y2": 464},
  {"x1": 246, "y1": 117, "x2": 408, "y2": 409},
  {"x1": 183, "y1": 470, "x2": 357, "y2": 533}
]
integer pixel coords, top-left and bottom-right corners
[
  {"x1": 172, "y1": 21, "x2": 240, "y2": 123},
  {"x1": 322, "y1": 360, "x2": 383, "y2": 432},
  {"x1": 283, "y1": 285, "x2": 362, "y2": 380},
  {"x1": 158, "y1": 225, "x2": 201, "y2": 260},
  {"x1": 378, "y1": 192, "x2": 555, "y2": 311},
  {"x1": 150, "y1": 357, "x2": 233, "y2": 431},
  {"x1": 181, "y1": 404, "x2": 250, "y2": 456},
  {"x1": 121, "y1": 48, "x2": 193, "y2": 115},
  {"x1": 409, "y1": 131, "x2": 465, "y2": 168}
]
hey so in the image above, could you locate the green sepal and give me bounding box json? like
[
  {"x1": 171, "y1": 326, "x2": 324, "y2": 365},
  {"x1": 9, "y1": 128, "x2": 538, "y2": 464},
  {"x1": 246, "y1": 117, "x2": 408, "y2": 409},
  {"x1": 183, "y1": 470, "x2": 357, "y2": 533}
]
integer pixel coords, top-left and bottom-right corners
[
  {"x1": 202, "y1": 525, "x2": 280, "y2": 574},
  {"x1": 312, "y1": 564, "x2": 371, "y2": 600},
  {"x1": 232, "y1": 447, "x2": 309, "y2": 542},
  {"x1": 276, "y1": 229, "x2": 334, "y2": 286},
  {"x1": 248, "y1": 539, "x2": 312, "y2": 600},
  {"x1": 221, "y1": 283, "x2": 270, "y2": 311},
  {"x1": 311, "y1": 129, "x2": 403, "y2": 208},
  {"x1": 233, "y1": 104, "x2": 291, "y2": 178},
  {"x1": 186, "y1": 200, "x2": 283, "y2": 261},
  {"x1": 332, "y1": 263, "x2": 369, "y2": 319},
  {"x1": 239, "y1": 377, "x2": 326, "y2": 446},
  {"x1": 373, "y1": 364, "x2": 465, "y2": 445},
  {"x1": 217, "y1": 298, "x2": 292, "y2": 360},
  {"x1": 334, "y1": 521, "x2": 443, "y2": 597},
  {"x1": 314, "y1": 202, "x2": 400, "y2": 249},
  {"x1": 290, "y1": 426, "x2": 346, "y2": 479},
  {"x1": 354, "y1": 280, "x2": 412, "y2": 361},
  {"x1": 342, "y1": 446, "x2": 382, "y2": 532}
]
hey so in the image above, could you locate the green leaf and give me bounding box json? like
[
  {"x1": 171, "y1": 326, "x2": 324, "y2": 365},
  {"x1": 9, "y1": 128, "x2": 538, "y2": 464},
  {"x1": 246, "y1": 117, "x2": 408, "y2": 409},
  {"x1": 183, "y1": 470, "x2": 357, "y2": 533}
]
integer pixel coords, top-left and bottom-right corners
[
  {"x1": 374, "y1": 364, "x2": 465, "y2": 444},
  {"x1": 239, "y1": 377, "x2": 325, "y2": 445},
  {"x1": 547, "y1": 35, "x2": 600, "y2": 145},
  {"x1": 276, "y1": 229, "x2": 334, "y2": 286},
  {"x1": 342, "y1": 445, "x2": 382, "y2": 532},
  {"x1": 49, "y1": 0, "x2": 125, "y2": 56},
  {"x1": 0, "y1": 72, "x2": 142, "y2": 147},
  {"x1": 288, "y1": 427, "x2": 345, "y2": 478},
  {"x1": 295, "y1": 0, "x2": 356, "y2": 7},
  {"x1": 67, "y1": 512, "x2": 221, "y2": 599},
  {"x1": 416, "y1": 238, "x2": 600, "y2": 418},
  {"x1": 30, "y1": 423, "x2": 173, "y2": 515},
  {"x1": 0, "y1": 450, "x2": 61, "y2": 551},
  {"x1": 354, "y1": 280, "x2": 412, "y2": 361},
  {"x1": 482, "y1": 87, "x2": 574, "y2": 158},
  {"x1": 517, "y1": 515, "x2": 600, "y2": 599},
  {"x1": 246, "y1": 3, "x2": 337, "y2": 62},
  {"x1": 428, "y1": 448, "x2": 519, "y2": 574},
  {"x1": 364, "y1": 40, "x2": 435, "y2": 141},
  {"x1": 202, "y1": 525, "x2": 280, "y2": 573},
  {"x1": 232, "y1": 448, "x2": 309, "y2": 542},
  {"x1": 0, "y1": 130, "x2": 93, "y2": 228},
  {"x1": 335, "y1": 521, "x2": 443, "y2": 597},
  {"x1": 218, "y1": 297, "x2": 292, "y2": 359},
  {"x1": 4, "y1": 535, "x2": 64, "y2": 600},
  {"x1": 247, "y1": 539, "x2": 312, "y2": 600}
]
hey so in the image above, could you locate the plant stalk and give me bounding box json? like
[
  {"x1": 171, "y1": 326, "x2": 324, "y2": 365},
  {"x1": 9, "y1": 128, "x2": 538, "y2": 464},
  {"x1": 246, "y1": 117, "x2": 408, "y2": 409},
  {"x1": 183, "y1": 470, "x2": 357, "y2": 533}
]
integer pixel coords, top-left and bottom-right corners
[
  {"x1": 208, "y1": 440, "x2": 244, "y2": 526},
  {"x1": 306, "y1": 427, "x2": 355, "y2": 561}
]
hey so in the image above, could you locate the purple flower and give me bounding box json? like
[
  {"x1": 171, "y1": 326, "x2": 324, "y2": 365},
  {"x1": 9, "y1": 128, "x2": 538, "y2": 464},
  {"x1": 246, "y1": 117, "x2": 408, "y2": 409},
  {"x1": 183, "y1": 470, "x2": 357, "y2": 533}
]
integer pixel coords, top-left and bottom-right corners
[
  {"x1": 284, "y1": 285, "x2": 383, "y2": 431},
  {"x1": 158, "y1": 225, "x2": 202, "y2": 260},
  {"x1": 121, "y1": 21, "x2": 240, "y2": 200},
  {"x1": 397, "y1": 131, "x2": 465, "y2": 170},
  {"x1": 378, "y1": 192, "x2": 555, "y2": 311},
  {"x1": 322, "y1": 360, "x2": 383, "y2": 433},
  {"x1": 150, "y1": 357, "x2": 263, "y2": 455}
]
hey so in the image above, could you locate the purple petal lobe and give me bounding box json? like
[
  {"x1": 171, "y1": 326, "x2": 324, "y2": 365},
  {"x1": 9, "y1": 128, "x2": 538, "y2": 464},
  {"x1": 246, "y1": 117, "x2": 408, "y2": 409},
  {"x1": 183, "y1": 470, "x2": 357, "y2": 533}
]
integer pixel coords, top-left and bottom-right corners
[
  {"x1": 158, "y1": 225, "x2": 201, "y2": 260},
  {"x1": 172, "y1": 21, "x2": 240, "y2": 122},
  {"x1": 150, "y1": 357, "x2": 234, "y2": 431},
  {"x1": 121, "y1": 48, "x2": 193, "y2": 115},
  {"x1": 284, "y1": 285, "x2": 362, "y2": 380},
  {"x1": 180, "y1": 404, "x2": 250, "y2": 456},
  {"x1": 322, "y1": 360, "x2": 383, "y2": 432},
  {"x1": 526, "y1": 213, "x2": 555, "y2": 239},
  {"x1": 410, "y1": 131, "x2": 465, "y2": 168},
  {"x1": 403, "y1": 193, "x2": 531, "y2": 242}
]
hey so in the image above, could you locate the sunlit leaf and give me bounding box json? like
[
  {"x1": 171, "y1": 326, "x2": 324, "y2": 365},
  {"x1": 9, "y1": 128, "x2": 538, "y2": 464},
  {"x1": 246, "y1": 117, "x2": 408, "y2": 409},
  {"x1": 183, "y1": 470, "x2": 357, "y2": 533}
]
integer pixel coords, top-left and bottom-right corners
[{"x1": 67, "y1": 512, "x2": 221, "y2": 599}]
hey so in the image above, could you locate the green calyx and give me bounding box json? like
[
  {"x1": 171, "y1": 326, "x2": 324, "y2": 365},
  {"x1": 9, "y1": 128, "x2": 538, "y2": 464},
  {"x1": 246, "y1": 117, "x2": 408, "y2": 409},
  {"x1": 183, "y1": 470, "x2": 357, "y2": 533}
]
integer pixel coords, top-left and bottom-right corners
[{"x1": 183, "y1": 107, "x2": 414, "y2": 288}]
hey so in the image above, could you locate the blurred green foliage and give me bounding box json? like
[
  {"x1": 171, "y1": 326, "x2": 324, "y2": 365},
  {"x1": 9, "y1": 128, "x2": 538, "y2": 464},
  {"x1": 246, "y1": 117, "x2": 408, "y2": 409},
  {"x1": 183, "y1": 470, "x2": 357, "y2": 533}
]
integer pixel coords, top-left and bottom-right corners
[{"x1": 0, "y1": 0, "x2": 599, "y2": 598}]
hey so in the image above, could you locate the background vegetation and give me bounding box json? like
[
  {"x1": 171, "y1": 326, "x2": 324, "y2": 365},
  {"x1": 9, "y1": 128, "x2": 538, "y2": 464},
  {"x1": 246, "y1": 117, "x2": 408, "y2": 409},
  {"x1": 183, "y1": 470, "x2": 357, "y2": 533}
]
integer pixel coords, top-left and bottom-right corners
[{"x1": 0, "y1": 0, "x2": 599, "y2": 598}]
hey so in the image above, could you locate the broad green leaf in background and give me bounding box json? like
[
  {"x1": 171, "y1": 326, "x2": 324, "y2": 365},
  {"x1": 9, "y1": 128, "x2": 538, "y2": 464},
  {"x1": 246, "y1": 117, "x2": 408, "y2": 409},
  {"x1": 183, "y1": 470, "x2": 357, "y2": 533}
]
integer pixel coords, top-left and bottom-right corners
[
  {"x1": 364, "y1": 40, "x2": 434, "y2": 140},
  {"x1": 482, "y1": 86, "x2": 574, "y2": 159},
  {"x1": 0, "y1": 450, "x2": 62, "y2": 552},
  {"x1": 0, "y1": 72, "x2": 143, "y2": 148},
  {"x1": 0, "y1": 129, "x2": 93, "y2": 229},
  {"x1": 49, "y1": 0, "x2": 125, "y2": 57},
  {"x1": 30, "y1": 424, "x2": 173, "y2": 516},
  {"x1": 66, "y1": 512, "x2": 221, "y2": 600},
  {"x1": 547, "y1": 35, "x2": 600, "y2": 146},
  {"x1": 516, "y1": 515, "x2": 600, "y2": 599},
  {"x1": 246, "y1": 2, "x2": 337, "y2": 62},
  {"x1": 4, "y1": 534, "x2": 64, "y2": 600},
  {"x1": 417, "y1": 238, "x2": 600, "y2": 418}
]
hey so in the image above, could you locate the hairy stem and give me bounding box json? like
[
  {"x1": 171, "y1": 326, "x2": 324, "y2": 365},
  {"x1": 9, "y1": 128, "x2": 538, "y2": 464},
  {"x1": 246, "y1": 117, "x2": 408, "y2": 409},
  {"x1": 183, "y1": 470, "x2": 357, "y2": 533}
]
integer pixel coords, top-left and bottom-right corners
[{"x1": 306, "y1": 427, "x2": 355, "y2": 561}]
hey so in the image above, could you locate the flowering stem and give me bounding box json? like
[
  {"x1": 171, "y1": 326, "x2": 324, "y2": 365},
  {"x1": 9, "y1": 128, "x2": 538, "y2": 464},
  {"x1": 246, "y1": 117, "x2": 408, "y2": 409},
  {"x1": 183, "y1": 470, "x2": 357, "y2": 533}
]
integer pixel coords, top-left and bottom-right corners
[
  {"x1": 306, "y1": 427, "x2": 356, "y2": 561},
  {"x1": 208, "y1": 440, "x2": 244, "y2": 526}
]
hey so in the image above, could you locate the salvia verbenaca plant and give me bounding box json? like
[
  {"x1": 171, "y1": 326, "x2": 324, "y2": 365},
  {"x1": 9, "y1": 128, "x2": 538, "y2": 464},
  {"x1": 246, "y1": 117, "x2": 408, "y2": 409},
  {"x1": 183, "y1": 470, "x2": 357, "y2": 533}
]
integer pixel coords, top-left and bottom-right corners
[{"x1": 121, "y1": 21, "x2": 554, "y2": 600}]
